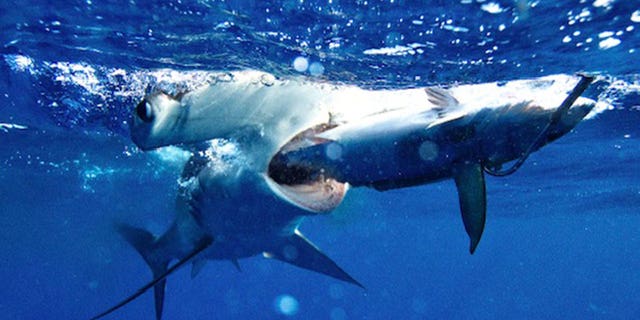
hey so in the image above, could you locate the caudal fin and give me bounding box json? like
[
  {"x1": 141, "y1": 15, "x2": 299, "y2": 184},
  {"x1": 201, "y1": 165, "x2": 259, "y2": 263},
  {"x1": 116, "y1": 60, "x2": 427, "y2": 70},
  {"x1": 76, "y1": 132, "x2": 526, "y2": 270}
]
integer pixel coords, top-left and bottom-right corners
[
  {"x1": 116, "y1": 224, "x2": 170, "y2": 320},
  {"x1": 90, "y1": 224, "x2": 212, "y2": 320}
]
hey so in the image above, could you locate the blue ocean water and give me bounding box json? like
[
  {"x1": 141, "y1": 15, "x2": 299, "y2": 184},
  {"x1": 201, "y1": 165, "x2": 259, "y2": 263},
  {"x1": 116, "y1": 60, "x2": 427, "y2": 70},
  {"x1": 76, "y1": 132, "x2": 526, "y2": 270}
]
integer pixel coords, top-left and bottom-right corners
[{"x1": 1, "y1": 1, "x2": 639, "y2": 319}]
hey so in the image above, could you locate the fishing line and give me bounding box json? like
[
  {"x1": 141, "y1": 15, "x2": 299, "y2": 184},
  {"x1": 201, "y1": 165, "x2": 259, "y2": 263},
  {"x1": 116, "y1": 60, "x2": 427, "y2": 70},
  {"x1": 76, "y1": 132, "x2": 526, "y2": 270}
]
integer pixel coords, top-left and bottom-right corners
[{"x1": 483, "y1": 74, "x2": 595, "y2": 177}]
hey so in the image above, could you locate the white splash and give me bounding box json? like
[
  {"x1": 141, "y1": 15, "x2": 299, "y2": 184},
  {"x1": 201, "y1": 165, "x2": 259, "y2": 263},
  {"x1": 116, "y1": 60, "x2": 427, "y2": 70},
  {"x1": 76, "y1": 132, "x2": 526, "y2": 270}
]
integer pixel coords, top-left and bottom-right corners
[
  {"x1": 599, "y1": 37, "x2": 621, "y2": 49},
  {"x1": 151, "y1": 145, "x2": 191, "y2": 166},
  {"x1": 598, "y1": 31, "x2": 615, "y2": 38},
  {"x1": 598, "y1": 76, "x2": 640, "y2": 111},
  {"x1": 363, "y1": 44, "x2": 428, "y2": 56},
  {"x1": 592, "y1": 0, "x2": 615, "y2": 8},
  {"x1": 48, "y1": 61, "x2": 104, "y2": 97},
  {"x1": 443, "y1": 25, "x2": 470, "y2": 33},
  {"x1": 481, "y1": 2, "x2": 504, "y2": 14},
  {"x1": 4, "y1": 55, "x2": 34, "y2": 72},
  {"x1": 0, "y1": 123, "x2": 28, "y2": 132}
]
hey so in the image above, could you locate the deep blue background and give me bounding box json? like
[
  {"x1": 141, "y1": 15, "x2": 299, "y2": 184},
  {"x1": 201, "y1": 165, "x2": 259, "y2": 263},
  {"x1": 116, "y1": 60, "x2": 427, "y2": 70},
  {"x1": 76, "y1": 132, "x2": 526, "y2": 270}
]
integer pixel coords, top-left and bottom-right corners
[{"x1": 1, "y1": 1, "x2": 639, "y2": 319}]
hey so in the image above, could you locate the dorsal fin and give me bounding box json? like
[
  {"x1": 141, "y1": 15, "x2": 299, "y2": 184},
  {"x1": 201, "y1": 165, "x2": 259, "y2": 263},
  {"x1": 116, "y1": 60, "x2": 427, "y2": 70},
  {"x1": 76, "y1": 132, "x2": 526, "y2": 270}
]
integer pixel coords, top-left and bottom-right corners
[
  {"x1": 424, "y1": 87, "x2": 460, "y2": 108},
  {"x1": 263, "y1": 230, "x2": 363, "y2": 288}
]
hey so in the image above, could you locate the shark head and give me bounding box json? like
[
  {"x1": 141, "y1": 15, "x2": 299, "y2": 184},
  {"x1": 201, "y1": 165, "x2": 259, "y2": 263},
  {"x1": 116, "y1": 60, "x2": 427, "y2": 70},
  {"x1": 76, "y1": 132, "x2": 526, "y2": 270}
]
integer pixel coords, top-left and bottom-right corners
[
  {"x1": 129, "y1": 71, "x2": 332, "y2": 174},
  {"x1": 130, "y1": 91, "x2": 185, "y2": 150}
]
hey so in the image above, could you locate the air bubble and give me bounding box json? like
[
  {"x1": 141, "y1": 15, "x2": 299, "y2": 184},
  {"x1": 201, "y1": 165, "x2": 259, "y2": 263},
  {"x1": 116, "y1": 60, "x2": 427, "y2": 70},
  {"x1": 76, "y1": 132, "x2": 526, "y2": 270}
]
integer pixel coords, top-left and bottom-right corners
[
  {"x1": 292, "y1": 57, "x2": 309, "y2": 72},
  {"x1": 418, "y1": 141, "x2": 439, "y2": 161},
  {"x1": 274, "y1": 294, "x2": 299, "y2": 316},
  {"x1": 309, "y1": 62, "x2": 325, "y2": 76},
  {"x1": 325, "y1": 143, "x2": 343, "y2": 160}
]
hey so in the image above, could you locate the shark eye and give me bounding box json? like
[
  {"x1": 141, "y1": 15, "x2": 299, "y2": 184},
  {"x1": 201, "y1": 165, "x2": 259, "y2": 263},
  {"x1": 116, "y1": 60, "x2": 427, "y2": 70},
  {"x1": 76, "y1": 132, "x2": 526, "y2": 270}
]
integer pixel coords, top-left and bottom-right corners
[{"x1": 136, "y1": 100, "x2": 154, "y2": 123}]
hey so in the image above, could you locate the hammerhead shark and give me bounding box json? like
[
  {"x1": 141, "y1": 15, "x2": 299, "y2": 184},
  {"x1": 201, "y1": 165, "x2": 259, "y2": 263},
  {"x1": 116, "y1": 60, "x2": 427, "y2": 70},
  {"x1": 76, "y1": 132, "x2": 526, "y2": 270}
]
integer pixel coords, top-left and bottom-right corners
[{"x1": 91, "y1": 72, "x2": 597, "y2": 319}]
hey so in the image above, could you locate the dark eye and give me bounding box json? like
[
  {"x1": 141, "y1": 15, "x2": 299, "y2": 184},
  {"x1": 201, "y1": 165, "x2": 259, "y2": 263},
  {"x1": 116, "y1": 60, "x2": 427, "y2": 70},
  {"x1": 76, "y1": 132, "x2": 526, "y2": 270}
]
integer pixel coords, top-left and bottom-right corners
[{"x1": 136, "y1": 100, "x2": 154, "y2": 123}]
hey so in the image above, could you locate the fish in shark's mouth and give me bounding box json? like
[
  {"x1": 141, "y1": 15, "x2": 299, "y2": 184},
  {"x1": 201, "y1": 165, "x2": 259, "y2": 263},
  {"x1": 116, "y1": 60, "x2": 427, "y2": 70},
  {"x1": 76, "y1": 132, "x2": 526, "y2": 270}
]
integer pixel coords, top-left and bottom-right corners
[{"x1": 268, "y1": 74, "x2": 596, "y2": 253}]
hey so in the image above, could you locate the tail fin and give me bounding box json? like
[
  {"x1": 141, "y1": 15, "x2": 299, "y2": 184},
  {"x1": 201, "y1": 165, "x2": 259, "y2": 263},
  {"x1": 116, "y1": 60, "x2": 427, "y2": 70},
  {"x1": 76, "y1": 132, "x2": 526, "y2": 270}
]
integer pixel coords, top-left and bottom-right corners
[
  {"x1": 116, "y1": 224, "x2": 170, "y2": 320},
  {"x1": 90, "y1": 224, "x2": 213, "y2": 320}
]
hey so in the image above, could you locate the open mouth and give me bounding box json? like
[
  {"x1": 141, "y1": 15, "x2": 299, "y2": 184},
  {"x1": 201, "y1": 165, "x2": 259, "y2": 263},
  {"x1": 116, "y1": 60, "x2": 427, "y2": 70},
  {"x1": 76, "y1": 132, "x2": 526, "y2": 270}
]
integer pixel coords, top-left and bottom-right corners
[
  {"x1": 268, "y1": 123, "x2": 337, "y2": 185},
  {"x1": 267, "y1": 123, "x2": 347, "y2": 213}
]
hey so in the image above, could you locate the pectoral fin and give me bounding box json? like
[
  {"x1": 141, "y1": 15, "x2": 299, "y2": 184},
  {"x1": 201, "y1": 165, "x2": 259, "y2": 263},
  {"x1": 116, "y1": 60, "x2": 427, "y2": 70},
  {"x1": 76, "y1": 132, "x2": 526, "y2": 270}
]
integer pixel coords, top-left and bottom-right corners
[
  {"x1": 264, "y1": 230, "x2": 363, "y2": 288},
  {"x1": 453, "y1": 162, "x2": 486, "y2": 254}
]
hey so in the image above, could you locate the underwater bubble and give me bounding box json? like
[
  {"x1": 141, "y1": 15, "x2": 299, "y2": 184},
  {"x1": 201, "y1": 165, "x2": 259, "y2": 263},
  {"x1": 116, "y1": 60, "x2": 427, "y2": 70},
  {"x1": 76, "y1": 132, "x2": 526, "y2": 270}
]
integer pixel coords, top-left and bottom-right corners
[
  {"x1": 292, "y1": 56, "x2": 309, "y2": 72},
  {"x1": 418, "y1": 141, "x2": 439, "y2": 161},
  {"x1": 309, "y1": 62, "x2": 325, "y2": 76},
  {"x1": 632, "y1": 10, "x2": 640, "y2": 23},
  {"x1": 325, "y1": 143, "x2": 343, "y2": 160},
  {"x1": 274, "y1": 294, "x2": 299, "y2": 316}
]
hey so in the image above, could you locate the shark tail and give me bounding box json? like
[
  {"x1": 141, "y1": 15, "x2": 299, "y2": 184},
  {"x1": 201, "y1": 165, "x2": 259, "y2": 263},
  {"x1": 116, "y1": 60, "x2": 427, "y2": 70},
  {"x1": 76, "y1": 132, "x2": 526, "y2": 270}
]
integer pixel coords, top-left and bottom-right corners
[
  {"x1": 116, "y1": 224, "x2": 171, "y2": 320},
  {"x1": 90, "y1": 224, "x2": 212, "y2": 320}
]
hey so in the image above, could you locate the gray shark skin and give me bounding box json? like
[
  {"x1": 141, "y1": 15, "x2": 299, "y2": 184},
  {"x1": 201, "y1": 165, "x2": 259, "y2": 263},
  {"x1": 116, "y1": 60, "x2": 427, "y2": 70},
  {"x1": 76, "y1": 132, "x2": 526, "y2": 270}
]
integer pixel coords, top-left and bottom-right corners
[{"x1": 91, "y1": 145, "x2": 358, "y2": 320}]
